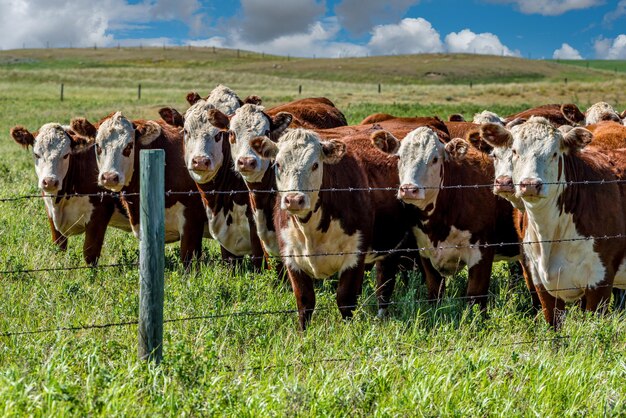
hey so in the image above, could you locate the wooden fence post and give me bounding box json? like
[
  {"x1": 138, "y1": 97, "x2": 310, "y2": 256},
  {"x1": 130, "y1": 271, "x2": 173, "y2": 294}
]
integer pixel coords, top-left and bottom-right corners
[
  {"x1": 138, "y1": 149, "x2": 165, "y2": 363},
  {"x1": 138, "y1": 83, "x2": 141, "y2": 100},
  {"x1": 60, "y1": 84, "x2": 64, "y2": 101}
]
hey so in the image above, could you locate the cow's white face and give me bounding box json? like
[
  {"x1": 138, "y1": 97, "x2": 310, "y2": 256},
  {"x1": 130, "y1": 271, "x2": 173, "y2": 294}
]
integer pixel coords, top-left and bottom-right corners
[
  {"x1": 32, "y1": 124, "x2": 72, "y2": 195},
  {"x1": 395, "y1": 127, "x2": 446, "y2": 209},
  {"x1": 510, "y1": 118, "x2": 564, "y2": 203},
  {"x1": 473, "y1": 110, "x2": 504, "y2": 125},
  {"x1": 585, "y1": 101, "x2": 621, "y2": 125},
  {"x1": 183, "y1": 100, "x2": 226, "y2": 183},
  {"x1": 94, "y1": 112, "x2": 136, "y2": 191},
  {"x1": 207, "y1": 84, "x2": 241, "y2": 116},
  {"x1": 252, "y1": 129, "x2": 345, "y2": 217},
  {"x1": 229, "y1": 104, "x2": 273, "y2": 183}
]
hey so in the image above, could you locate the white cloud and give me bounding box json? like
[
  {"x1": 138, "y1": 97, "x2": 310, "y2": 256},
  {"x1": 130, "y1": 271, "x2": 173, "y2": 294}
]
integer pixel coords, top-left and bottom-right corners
[
  {"x1": 552, "y1": 43, "x2": 583, "y2": 59},
  {"x1": 190, "y1": 18, "x2": 369, "y2": 58},
  {"x1": 594, "y1": 35, "x2": 626, "y2": 59},
  {"x1": 445, "y1": 29, "x2": 520, "y2": 56},
  {"x1": 486, "y1": 0, "x2": 603, "y2": 16},
  {"x1": 367, "y1": 18, "x2": 444, "y2": 55},
  {"x1": 334, "y1": 0, "x2": 420, "y2": 35},
  {"x1": 603, "y1": 0, "x2": 626, "y2": 25},
  {"x1": 236, "y1": 0, "x2": 325, "y2": 42}
]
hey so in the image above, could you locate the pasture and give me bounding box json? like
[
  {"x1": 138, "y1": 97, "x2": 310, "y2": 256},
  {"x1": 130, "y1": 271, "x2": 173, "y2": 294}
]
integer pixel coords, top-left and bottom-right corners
[{"x1": 1, "y1": 47, "x2": 626, "y2": 416}]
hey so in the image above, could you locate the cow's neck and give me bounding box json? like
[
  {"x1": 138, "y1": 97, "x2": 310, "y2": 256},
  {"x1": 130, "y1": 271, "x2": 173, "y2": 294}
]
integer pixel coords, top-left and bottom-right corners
[{"x1": 246, "y1": 168, "x2": 277, "y2": 225}]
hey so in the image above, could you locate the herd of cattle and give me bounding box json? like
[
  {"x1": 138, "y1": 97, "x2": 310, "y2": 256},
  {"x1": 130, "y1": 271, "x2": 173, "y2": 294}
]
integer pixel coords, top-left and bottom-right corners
[{"x1": 10, "y1": 84, "x2": 626, "y2": 329}]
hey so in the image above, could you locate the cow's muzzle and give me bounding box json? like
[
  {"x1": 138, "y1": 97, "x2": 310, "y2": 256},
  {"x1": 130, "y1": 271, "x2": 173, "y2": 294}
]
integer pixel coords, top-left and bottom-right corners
[
  {"x1": 494, "y1": 175, "x2": 515, "y2": 194},
  {"x1": 191, "y1": 156, "x2": 212, "y2": 171},
  {"x1": 237, "y1": 157, "x2": 257, "y2": 173},
  {"x1": 283, "y1": 192, "x2": 308, "y2": 213},
  {"x1": 41, "y1": 176, "x2": 60, "y2": 193},
  {"x1": 398, "y1": 184, "x2": 425, "y2": 201},
  {"x1": 100, "y1": 171, "x2": 121, "y2": 190},
  {"x1": 518, "y1": 178, "x2": 543, "y2": 198}
]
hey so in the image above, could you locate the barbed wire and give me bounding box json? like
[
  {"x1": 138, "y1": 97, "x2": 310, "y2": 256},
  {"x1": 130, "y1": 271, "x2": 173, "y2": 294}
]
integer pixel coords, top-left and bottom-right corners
[{"x1": 2, "y1": 177, "x2": 626, "y2": 202}]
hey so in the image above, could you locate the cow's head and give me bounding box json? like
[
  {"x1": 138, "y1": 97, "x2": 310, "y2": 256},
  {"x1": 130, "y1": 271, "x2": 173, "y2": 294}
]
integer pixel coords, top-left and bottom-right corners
[
  {"x1": 371, "y1": 127, "x2": 467, "y2": 210},
  {"x1": 10, "y1": 123, "x2": 90, "y2": 195},
  {"x1": 472, "y1": 110, "x2": 505, "y2": 125},
  {"x1": 585, "y1": 102, "x2": 622, "y2": 125},
  {"x1": 229, "y1": 104, "x2": 292, "y2": 183},
  {"x1": 71, "y1": 112, "x2": 161, "y2": 191},
  {"x1": 177, "y1": 99, "x2": 230, "y2": 183},
  {"x1": 251, "y1": 128, "x2": 345, "y2": 216},
  {"x1": 479, "y1": 123, "x2": 516, "y2": 199},
  {"x1": 206, "y1": 84, "x2": 262, "y2": 116},
  {"x1": 486, "y1": 117, "x2": 592, "y2": 204}
]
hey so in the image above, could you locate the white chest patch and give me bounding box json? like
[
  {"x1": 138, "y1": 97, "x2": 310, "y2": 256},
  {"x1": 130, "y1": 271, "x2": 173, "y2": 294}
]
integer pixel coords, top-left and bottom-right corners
[
  {"x1": 164, "y1": 202, "x2": 186, "y2": 243},
  {"x1": 524, "y1": 210, "x2": 607, "y2": 302},
  {"x1": 254, "y1": 209, "x2": 279, "y2": 256},
  {"x1": 280, "y1": 210, "x2": 362, "y2": 279},
  {"x1": 206, "y1": 202, "x2": 251, "y2": 256},
  {"x1": 45, "y1": 196, "x2": 94, "y2": 236},
  {"x1": 413, "y1": 225, "x2": 482, "y2": 275}
]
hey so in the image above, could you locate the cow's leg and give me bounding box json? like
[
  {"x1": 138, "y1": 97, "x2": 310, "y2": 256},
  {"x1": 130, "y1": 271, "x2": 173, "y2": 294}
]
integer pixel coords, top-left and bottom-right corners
[
  {"x1": 220, "y1": 246, "x2": 244, "y2": 268},
  {"x1": 420, "y1": 256, "x2": 445, "y2": 301},
  {"x1": 180, "y1": 215, "x2": 204, "y2": 268},
  {"x1": 248, "y1": 216, "x2": 265, "y2": 272},
  {"x1": 584, "y1": 283, "x2": 613, "y2": 314},
  {"x1": 287, "y1": 268, "x2": 315, "y2": 330},
  {"x1": 47, "y1": 214, "x2": 68, "y2": 251},
  {"x1": 535, "y1": 283, "x2": 566, "y2": 330},
  {"x1": 612, "y1": 288, "x2": 626, "y2": 311},
  {"x1": 466, "y1": 249, "x2": 495, "y2": 310},
  {"x1": 336, "y1": 260, "x2": 366, "y2": 321},
  {"x1": 519, "y1": 258, "x2": 542, "y2": 312},
  {"x1": 83, "y1": 209, "x2": 113, "y2": 266},
  {"x1": 375, "y1": 256, "x2": 400, "y2": 317}
]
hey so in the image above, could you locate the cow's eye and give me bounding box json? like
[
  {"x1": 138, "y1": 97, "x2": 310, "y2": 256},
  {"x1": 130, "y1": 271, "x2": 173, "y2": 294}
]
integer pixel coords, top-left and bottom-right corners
[
  {"x1": 432, "y1": 157, "x2": 438, "y2": 164},
  {"x1": 122, "y1": 142, "x2": 134, "y2": 157},
  {"x1": 95, "y1": 144, "x2": 102, "y2": 156},
  {"x1": 512, "y1": 149, "x2": 517, "y2": 155},
  {"x1": 312, "y1": 162, "x2": 319, "y2": 171},
  {"x1": 275, "y1": 162, "x2": 281, "y2": 171},
  {"x1": 34, "y1": 153, "x2": 40, "y2": 159},
  {"x1": 552, "y1": 152, "x2": 557, "y2": 158},
  {"x1": 63, "y1": 153, "x2": 69, "y2": 160},
  {"x1": 229, "y1": 131, "x2": 236, "y2": 144},
  {"x1": 183, "y1": 129, "x2": 188, "y2": 137}
]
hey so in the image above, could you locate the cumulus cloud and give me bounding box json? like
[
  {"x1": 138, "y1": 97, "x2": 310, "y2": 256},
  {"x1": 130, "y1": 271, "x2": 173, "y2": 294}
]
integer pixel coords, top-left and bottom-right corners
[
  {"x1": 0, "y1": 0, "x2": 205, "y2": 49},
  {"x1": 235, "y1": 0, "x2": 325, "y2": 43},
  {"x1": 485, "y1": 0, "x2": 603, "y2": 16},
  {"x1": 334, "y1": 0, "x2": 420, "y2": 35},
  {"x1": 190, "y1": 17, "x2": 369, "y2": 58},
  {"x1": 594, "y1": 35, "x2": 626, "y2": 59},
  {"x1": 367, "y1": 18, "x2": 444, "y2": 55},
  {"x1": 445, "y1": 29, "x2": 520, "y2": 56},
  {"x1": 553, "y1": 43, "x2": 583, "y2": 59}
]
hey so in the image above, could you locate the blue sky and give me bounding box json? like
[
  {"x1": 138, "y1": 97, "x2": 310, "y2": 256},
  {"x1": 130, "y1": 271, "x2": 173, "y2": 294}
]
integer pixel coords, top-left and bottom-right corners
[{"x1": 1, "y1": 0, "x2": 626, "y2": 59}]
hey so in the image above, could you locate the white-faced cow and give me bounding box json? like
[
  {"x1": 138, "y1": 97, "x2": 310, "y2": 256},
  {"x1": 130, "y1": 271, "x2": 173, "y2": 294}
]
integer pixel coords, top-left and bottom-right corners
[
  {"x1": 481, "y1": 117, "x2": 626, "y2": 327},
  {"x1": 10, "y1": 123, "x2": 130, "y2": 265},
  {"x1": 372, "y1": 126, "x2": 520, "y2": 310},
  {"x1": 70, "y1": 112, "x2": 208, "y2": 266},
  {"x1": 251, "y1": 127, "x2": 423, "y2": 329},
  {"x1": 561, "y1": 101, "x2": 623, "y2": 126}
]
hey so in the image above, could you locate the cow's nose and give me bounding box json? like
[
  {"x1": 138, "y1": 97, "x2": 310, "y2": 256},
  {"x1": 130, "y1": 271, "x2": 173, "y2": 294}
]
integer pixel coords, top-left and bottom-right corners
[
  {"x1": 100, "y1": 171, "x2": 120, "y2": 186},
  {"x1": 192, "y1": 156, "x2": 211, "y2": 171},
  {"x1": 237, "y1": 157, "x2": 257, "y2": 172},
  {"x1": 519, "y1": 178, "x2": 543, "y2": 197},
  {"x1": 494, "y1": 176, "x2": 514, "y2": 193},
  {"x1": 41, "y1": 177, "x2": 59, "y2": 191},
  {"x1": 398, "y1": 184, "x2": 423, "y2": 200},
  {"x1": 283, "y1": 193, "x2": 306, "y2": 211}
]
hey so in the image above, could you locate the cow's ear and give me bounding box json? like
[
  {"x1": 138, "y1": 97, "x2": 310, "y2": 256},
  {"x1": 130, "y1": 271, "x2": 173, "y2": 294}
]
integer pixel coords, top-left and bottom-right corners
[
  {"x1": 466, "y1": 129, "x2": 491, "y2": 153},
  {"x1": 67, "y1": 129, "x2": 93, "y2": 152},
  {"x1": 448, "y1": 113, "x2": 465, "y2": 122},
  {"x1": 269, "y1": 112, "x2": 292, "y2": 139},
  {"x1": 600, "y1": 112, "x2": 621, "y2": 123},
  {"x1": 70, "y1": 117, "x2": 98, "y2": 139},
  {"x1": 620, "y1": 109, "x2": 626, "y2": 120},
  {"x1": 136, "y1": 121, "x2": 162, "y2": 145},
  {"x1": 10, "y1": 126, "x2": 35, "y2": 149},
  {"x1": 159, "y1": 107, "x2": 184, "y2": 127},
  {"x1": 561, "y1": 103, "x2": 585, "y2": 125},
  {"x1": 243, "y1": 95, "x2": 262, "y2": 106},
  {"x1": 186, "y1": 92, "x2": 202, "y2": 106},
  {"x1": 320, "y1": 139, "x2": 346, "y2": 164},
  {"x1": 445, "y1": 138, "x2": 469, "y2": 161},
  {"x1": 480, "y1": 123, "x2": 512, "y2": 148},
  {"x1": 250, "y1": 136, "x2": 279, "y2": 160},
  {"x1": 371, "y1": 130, "x2": 400, "y2": 155},
  {"x1": 562, "y1": 127, "x2": 593, "y2": 151},
  {"x1": 207, "y1": 108, "x2": 230, "y2": 130}
]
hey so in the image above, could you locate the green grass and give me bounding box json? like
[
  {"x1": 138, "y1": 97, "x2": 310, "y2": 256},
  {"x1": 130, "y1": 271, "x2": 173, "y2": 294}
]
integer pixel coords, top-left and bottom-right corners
[
  {"x1": 1, "y1": 48, "x2": 626, "y2": 416},
  {"x1": 554, "y1": 59, "x2": 626, "y2": 74}
]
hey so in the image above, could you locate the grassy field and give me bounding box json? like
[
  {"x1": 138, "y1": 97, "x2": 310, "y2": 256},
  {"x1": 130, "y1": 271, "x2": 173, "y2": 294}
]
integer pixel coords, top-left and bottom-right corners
[{"x1": 1, "y1": 48, "x2": 626, "y2": 416}]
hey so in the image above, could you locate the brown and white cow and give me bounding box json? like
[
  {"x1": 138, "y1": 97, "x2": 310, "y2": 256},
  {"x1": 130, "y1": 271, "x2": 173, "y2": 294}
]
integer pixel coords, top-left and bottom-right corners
[
  {"x1": 561, "y1": 101, "x2": 623, "y2": 126},
  {"x1": 158, "y1": 96, "x2": 265, "y2": 268},
  {"x1": 372, "y1": 127, "x2": 520, "y2": 309},
  {"x1": 481, "y1": 117, "x2": 626, "y2": 327},
  {"x1": 251, "y1": 127, "x2": 422, "y2": 329},
  {"x1": 10, "y1": 123, "x2": 131, "y2": 265},
  {"x1": 70, "y1": 112, "x2": 208, "y2": 266}
]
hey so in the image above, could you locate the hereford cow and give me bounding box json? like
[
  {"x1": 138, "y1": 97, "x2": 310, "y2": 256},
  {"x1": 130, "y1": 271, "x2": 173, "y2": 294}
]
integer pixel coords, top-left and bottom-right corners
[
  {"x1": 473, "y1": 110, "x2": 505, "y2": 125},
  {"x1": 250, "y1": 127, "x2": 425, "y2": 329},
  {"x1": 70, "y1": 112, "x2": 208, "y2": 266},
  {"x1": 561, "y1": 101, "x2": 623, "y2": 126},
  {"x1": 371, "y1": 127, "x2": 520, "y2": 309},
  {"x1": 480, "y1": 117, "x2": 626, "y2": 327},
  {"x1": 10, "y1": 123, "x2": 131, "y2": 265}
]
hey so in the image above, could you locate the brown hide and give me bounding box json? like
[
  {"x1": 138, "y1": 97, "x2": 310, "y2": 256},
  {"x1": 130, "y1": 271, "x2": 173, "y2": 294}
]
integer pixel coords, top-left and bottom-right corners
[{"x1": 266, "y1": 97, "x2": 347, "y2": 129}]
